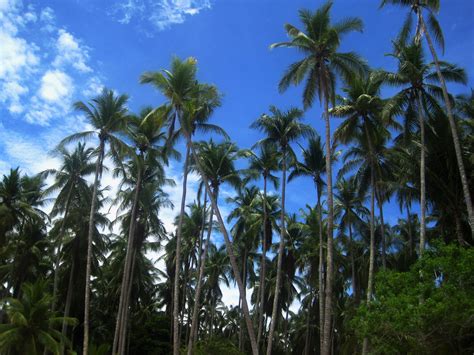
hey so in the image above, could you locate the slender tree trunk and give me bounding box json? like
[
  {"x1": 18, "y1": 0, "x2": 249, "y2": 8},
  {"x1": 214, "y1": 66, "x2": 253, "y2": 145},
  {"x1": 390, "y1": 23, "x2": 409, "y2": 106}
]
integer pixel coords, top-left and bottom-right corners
[
  {"x1": 454, "y1": 213, "x2": 466, "y2": 246},
  {"x1": 240, "y1": 250, "x2": 248, "y2": 352},
  {"x1": 173, "y1": 143, "x2": 191, "y2": 355},
  {"x1": 362, "y1": 166, "x2": 376, "y2": 355},
  {"x1": 317, "y1": 186, "x2": 325, "y2": 355},
  {"x1": 304, "y1": 290, "x2": 311, "y2": 355},
  {"x1": 113, "y1": 163, "x2": 143, "y2": 354},
  {"x1": 266, "y1": 148, "x2": 287, "y2": 355},
  {"x1": 188, "y1": 137, "x2": 259, "y2": 355},
  {"x1": 257, "y1": 175, "x2": 269, "y2": 351},
  {"x1": 187, "y1": 202, "x2": 214, "y2": 354},
  {"x1": 60, "y1": 258, "x2": 75, "y2": 355},
  {"x1": 284, "y1": 308, "x2": 289, "y2": 353},
  {"x1": 82, "y1": 138, "x2": 104, "y2": 355},
  {"x1": 419, "y1": 14, "x2": 474, "y2": 233},
  {"x1": 118, "y1": 248, "x2": 137, "y2": 355},
  {"x1": 322, "y1": 91, "x2": 334, "y2": 355},
  {"x1": 407, "y1": 206, "x2": 413, "y2": 259},
  {"x1": 349, "y1": 223, "x2": 358, "y2": 305},
  {"x1": 52, "y1": 182, "x2": 75, "y2": 313},
  {"x1": 417, "y1": 92, "x2": 427, "y2": 258},
  {"x1": 376, "y1": 189, "x2": 386, "y2": 269}
]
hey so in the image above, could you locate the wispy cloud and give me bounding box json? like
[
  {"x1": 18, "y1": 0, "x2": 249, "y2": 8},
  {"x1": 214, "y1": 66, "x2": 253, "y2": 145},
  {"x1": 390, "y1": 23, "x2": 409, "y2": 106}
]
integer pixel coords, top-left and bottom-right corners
[{"x1": 111, "y1": 0, "x2": 212, "y2": 33}]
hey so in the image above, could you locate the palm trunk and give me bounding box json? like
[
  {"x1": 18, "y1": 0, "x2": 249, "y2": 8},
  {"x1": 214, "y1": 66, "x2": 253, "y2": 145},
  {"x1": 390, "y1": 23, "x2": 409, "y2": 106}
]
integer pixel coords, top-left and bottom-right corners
[
  {"x1": 317, "y1": 185, "x2": 325, "y2": 354},
  {"x1": 113, "y1": 162, "x2": 143, "y2": 355},
  {"x1": 304, "y1": 289, "x2": 312, "y2": 355},
  {"x1": 407, "y1": 206, "x2": 413, "y2": 259},
  {"x1": 187, "y1": 202, "x2": 214, "y2": 354},
  {"x1": 257, "y1": 174, "x2": 269, "y2": 351},
  {"x1": 118, "y1": 248, "x2": 137, "y2": 355},
  {"x1": 416, "y1": 92, "x2": 427, "y2": 257},
  {"x1": 52, "y1": 182, "x2": 75, "y2": 313},
  {"x1": 322, "y1": 90, "x2": 334, "y2": 355},
  {"x1": 240, "y1": 250, "x2": 248, "y2": 352},
  {"x1": 266, "y1": 148, "x2": 287, "y2": 355},
  {"x1": 376, "y1": 188, "x2": 386, "y2": 269},
  {"x1": 419, "y1": 14, "x2": 474, "y2": 233},
  {"x1": 362, "y1": 165, "x2": 376, "y2": 355},
  {"x1": 188, "y1": 137, "x2": 259, "y2": 355},
  {"x1": 82, "y1": 138, "x2": 104, "y2": 355},
  {"x1": 173, "y1": 143, "x2": 191, "y2": 355},
  {"x1": 60, "y1": 258, "x2": 75, "y2": 355}
]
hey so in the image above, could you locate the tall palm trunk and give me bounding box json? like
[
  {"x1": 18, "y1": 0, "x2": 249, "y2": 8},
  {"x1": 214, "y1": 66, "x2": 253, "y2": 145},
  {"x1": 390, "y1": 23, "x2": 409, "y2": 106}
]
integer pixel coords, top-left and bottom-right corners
[
  {"x1": 113, "y1": 162, "x2": 143, "y2": 355},
  {"x1": 52, "y1": 182, "x2": 75, "y2": 313},
  {"x1": 417, "y1": 92, "x2": 427, "y2": 257},
  {"x1": 266, "y1": 148, "x2": 287, "y2": 355},
  {"x1": 173, "y1": 143, "x2": 191, "y2": 355},
  {"x1": 83, "y1": 138, "x2": 104, "y2": 355},
  {"x1": 362, "y1": 166, "x2": 376, "y2": 355},
  {"x1": 187, "y1": 137, "x2": 259, "y2": 355},
  {"x1": 376, "y1": 189, "x2": 386, "y2": 269},
  {"x1": 60, "y1": 258, "x2": 75, "y2": 355},
  {"x1": 304, "y1": 288, "x2": 312, "y2": 355},
  {"x1": 257, "y1": 175, "x2": 269, "y2": 350},
  {"x1": 419, "y1": 14, "x2": 474, "y2": 233},
  {"x1": 317, "y1": 185, "x2": 325, "y2": 353},
  {"x1": 187, "y1": 201, "x2": 214, "y2": 354},
  {"x1": 118, "y1": 248, "x2": 137, "y2": 355},
  {"x1": 239, "y1": 250, "x2": 248, "y2": 352},
  {"x1": 322, "y1": 87, "x2": 335, "y2": 355}
]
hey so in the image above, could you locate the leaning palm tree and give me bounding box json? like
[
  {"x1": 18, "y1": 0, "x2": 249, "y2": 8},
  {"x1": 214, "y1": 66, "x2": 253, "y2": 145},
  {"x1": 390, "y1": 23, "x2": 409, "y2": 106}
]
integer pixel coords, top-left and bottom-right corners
[
  {"x1": 245, "y1": 144, "x2": 280, "y2": 348},
  {"x1": 381, "y1": 41, "x2": 466, "y2": 256},
  {"x1": 270, "y1": 3, "x2": 367, "y2": 351},
  {"x1": 187, "y1": 140, "x2": 242, "y2": 353},
  {"x1": 251, "y1": 105, "x2": 313, "y2": 355},
  {"x1": 380, "y1": 0, "x2": 474, "y2": 235},
  {"x1": 287, "y1": 135, "x2": 326, "y2": 348},
  {"x1": 41, "y1": 143, "x2": 95, "y2": 313},
  {"x1": 141, "y1": 57, "x2": 258, "y2": 354},
  {"x1": 59, "y1": 88, "x2": 129, "y2": 355}
]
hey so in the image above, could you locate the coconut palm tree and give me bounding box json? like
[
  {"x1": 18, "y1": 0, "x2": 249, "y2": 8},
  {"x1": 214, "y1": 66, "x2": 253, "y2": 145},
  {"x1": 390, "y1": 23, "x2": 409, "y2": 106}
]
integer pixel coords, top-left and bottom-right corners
[
  {"x1": 271, "y1": 3, "x2": 367, "y2": 351},
  {"x1": 59, "y1": 88, "x2": 129, "y2": 355},
  {"x1": 381, "y1": 41, "x2": 466, "y2": 256},
  {"x1": 41, "y1": 143, "x2": 95, "y2": 313},
  {"x1": 187, "y1": 140, "x2": 242, "y2": 353},
  {"x1": 287, "y1": 135, "x2": 326, "y2": 347},
  {"x1": 0, "y1": 279, "x2": 76, "y2": 355},
  {"x1": 245, "y1": 144, "x2": 280, "y2": 349},
  {"x1": 251, "y1": 105, "x2": 313, "y2": 354},
  {"x1": 380, "y1": 0, "x2": 473, "y2": 234}
]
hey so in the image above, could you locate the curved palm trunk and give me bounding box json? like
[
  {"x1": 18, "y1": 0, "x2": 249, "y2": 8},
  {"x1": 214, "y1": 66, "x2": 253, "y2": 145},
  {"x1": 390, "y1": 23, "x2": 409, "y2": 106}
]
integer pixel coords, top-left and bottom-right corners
[
  {"x1": 187, "y1": 202, "x2": 214, "y2": 354},
  {"x1": 113, "y1": 163, "x2": 143, "y2": 355},
  {"x1": 52, "y1": 182, "x2": 75, "y2": 313},
  {"x1": 266, "y1": 149, "x2": 287, "y2": 355},
  {"x1": 188, "y1": 138, "x2": 259, "y2": 355},
  {"x1": 257, "y1": 175, "x2": 269, "y2": 350},
  {"x1": 417, "y1": 92, "x2": 427, "y2": 257},
  {"x1": 322, "y1": 91, "x2": 335, "y2": 355},
  {"x1": 419, "y1": 15, "x2": 474, "y2": 233},
  {"x1": 317, "y1": 185, "x2": 325, "y2": 353},
  {"x1": 82, "y1": 138, "x2": 104, "y2": 355},
  {"x1": 172, "y1": 144, "x2": 191, "y2": 355},
  {"x1": 362, "y1": 166, "x2": 376, "y2": 355}
]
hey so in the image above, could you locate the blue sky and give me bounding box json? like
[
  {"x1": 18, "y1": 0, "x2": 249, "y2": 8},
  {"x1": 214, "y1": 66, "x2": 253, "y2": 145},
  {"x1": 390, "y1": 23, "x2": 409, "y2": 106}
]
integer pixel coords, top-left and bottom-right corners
[{"x1": 0, "y1": 0, "x2": 473, "y2": 304}]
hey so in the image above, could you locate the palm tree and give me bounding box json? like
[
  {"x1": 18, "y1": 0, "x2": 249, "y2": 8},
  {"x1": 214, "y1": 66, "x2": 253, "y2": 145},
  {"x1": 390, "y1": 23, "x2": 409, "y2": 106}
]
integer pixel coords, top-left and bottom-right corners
[
  {"x1": 0, "y1": 279, "x2": 76, "y2": 355},
  {"x1": 41, "y1": 143, "x2": 95, "y2": 313},
  {"x1": 271, "y1": 3, "x2": 367, "y2": 351},
  {"x1": 334, "y1": 177, "x2": 368, "y2": 305},
  {"x1": 245, "y1": 144, "x2": 280, "y2": 348},
  {"x1": 112, "y1": 107, "x2": 174, "y2": 355},
  {"x1": 251, "y1": 105, "x2": 313, "y2": 354},
  {"x1": 59, "y1": 88, "x2": 129, "y2": 355},
  {"x1": 287, "y1": 135, "x2": 326, "y2": 348},
  {"x1": 187, "y1": 140, "x2": 242, "y2": 353},
  {"x1": 381, "y1": 41, "x2": 466, "y2": 256},
  {"x1": 140, "y1": 58, "x2": 235, "y2": 354},
  {"x1": 380, "y1": 0, "x2": 474, "y2": 234}
]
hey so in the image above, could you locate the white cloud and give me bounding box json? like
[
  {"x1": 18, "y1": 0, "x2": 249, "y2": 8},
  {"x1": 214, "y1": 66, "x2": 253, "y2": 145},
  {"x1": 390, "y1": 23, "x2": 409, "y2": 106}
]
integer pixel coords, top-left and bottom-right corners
[
  {"x1": 82, "y1": 76, "x2": 104, "y2": 97},
  {"x1": 53, "y1": 29, "x2": 92, "y2": 73},
  {"x1": 38, "y1": 69, "x2": 74, "y2": 102},
  {"x1": 39, "y1": 7, "x2": 55, "y2": 32},
  {"x1": 111, "y1": 0, "x2": 212, "y2": 32}
]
